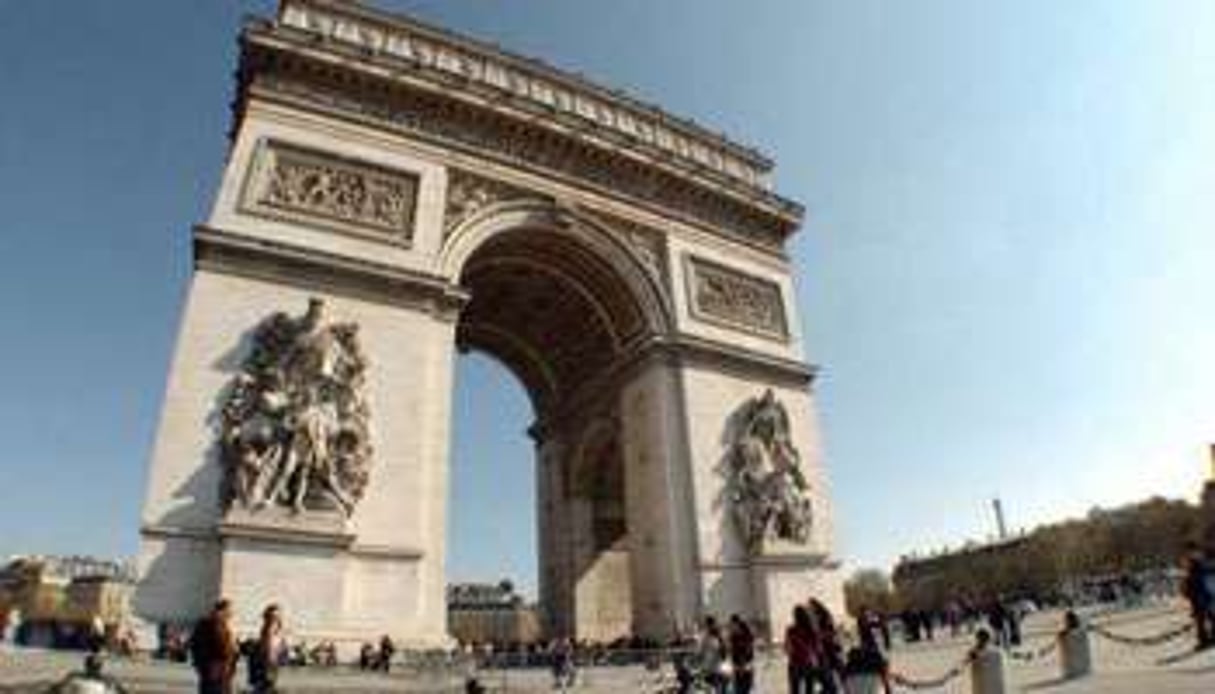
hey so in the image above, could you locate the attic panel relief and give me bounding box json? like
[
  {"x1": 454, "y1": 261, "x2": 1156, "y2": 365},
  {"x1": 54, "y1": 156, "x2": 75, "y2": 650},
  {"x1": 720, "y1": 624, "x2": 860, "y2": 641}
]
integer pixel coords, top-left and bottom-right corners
[
  {"x1": 241, "y1": 139, "x2": 419, "y2": 244},
  {"x1": 686, "y1": 256, "x2": 788, "y2": 340}
]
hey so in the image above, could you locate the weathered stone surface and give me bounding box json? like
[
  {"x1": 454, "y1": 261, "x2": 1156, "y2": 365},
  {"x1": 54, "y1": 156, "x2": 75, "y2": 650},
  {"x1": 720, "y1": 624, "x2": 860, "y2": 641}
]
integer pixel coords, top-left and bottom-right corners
[{"x1": 136, "y1": 0, "x2": 840, "y2": 646}]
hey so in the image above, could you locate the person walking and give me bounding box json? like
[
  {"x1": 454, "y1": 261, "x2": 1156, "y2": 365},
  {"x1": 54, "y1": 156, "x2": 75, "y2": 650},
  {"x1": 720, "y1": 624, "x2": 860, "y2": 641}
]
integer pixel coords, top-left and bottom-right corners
[
  {"x1": 1182, "y1": 543, "x2": 1214, "y2": 649},
  {"x1": 727, "y1": 614, "x2": 756, "y2": 694},
  {"x1": 697, "y1": 616, "x2": 728, "y2": 693},
  {"x1": 190, "y1": 599, "x2": 238, "y2": 694},
  {"x1": 378, "y1": 634, "x2": 396, "y2": 672},
  {"x1": 785, "y1": 605, "x2": 824, "y2": 694},
  {"x1": 247, "y1": 604, "x2": 283, "y2": 693},
  {"x1": 549, "y1": 636, "x2": 575, "y2": 689},
  {"x1": 808, "y1": 599, "x2": 842, "y2": 689}
]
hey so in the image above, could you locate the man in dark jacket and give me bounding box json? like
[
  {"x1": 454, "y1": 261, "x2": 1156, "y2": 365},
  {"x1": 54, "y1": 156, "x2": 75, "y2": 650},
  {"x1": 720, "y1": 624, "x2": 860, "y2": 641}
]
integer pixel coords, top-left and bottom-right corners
[
  {"x1": 190, "y1": 599, "x2": 238, "y2": 694},
  {"x1": 1182, "y1": 544, "x2": 1214, "y2": 649}
]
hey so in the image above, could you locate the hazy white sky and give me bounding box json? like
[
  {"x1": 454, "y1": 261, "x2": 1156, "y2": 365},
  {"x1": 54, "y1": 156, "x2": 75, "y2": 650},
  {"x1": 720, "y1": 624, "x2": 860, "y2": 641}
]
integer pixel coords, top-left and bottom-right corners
[{"x1": 1, "y1": 1, "x2": 1213, "y2": 599}]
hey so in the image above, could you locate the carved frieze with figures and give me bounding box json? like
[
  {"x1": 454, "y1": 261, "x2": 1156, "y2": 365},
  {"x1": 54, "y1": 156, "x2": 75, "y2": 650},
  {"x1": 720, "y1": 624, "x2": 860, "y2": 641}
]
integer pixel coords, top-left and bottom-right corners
[
  {"x1": 686, "y1": 256, "x2": 788, "y2": 340},
  {"x1": 241, "y1": 140, "x2": 418, "y2": 244}
]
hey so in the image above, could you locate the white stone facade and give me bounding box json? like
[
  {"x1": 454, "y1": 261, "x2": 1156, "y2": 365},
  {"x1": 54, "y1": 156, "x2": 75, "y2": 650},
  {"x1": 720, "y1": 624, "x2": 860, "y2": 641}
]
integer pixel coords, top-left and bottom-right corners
[{"x1": 135, "y1": 0, "x2": 841, "y2": 647}]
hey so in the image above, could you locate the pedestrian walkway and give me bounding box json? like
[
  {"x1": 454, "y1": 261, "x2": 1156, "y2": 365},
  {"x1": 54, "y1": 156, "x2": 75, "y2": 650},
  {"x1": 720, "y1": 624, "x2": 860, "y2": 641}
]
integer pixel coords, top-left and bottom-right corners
[{"x1": 2, "y1": 604, "x2": 1212, "y2": 692}]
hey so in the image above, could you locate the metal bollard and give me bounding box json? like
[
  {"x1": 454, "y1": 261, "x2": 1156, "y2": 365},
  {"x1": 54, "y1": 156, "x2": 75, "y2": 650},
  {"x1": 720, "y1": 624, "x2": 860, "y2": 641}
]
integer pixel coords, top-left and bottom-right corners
[
  {"x1": 1059, "y1": 628, "x2": 1092, "y2": 679},
  {"x1": 969, "y1": 648, "x2": 1006, "y2": 694}
]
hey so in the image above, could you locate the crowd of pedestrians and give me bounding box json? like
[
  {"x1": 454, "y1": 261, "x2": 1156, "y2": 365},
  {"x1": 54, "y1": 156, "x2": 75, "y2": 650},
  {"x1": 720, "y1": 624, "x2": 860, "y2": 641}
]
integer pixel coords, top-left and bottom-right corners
[
  {"x1": 188, "y1": 599, "x2": 287, "y2": 693},
  {"x1": 143, "y1": 540, "x2": 1215, "y2": 692}
]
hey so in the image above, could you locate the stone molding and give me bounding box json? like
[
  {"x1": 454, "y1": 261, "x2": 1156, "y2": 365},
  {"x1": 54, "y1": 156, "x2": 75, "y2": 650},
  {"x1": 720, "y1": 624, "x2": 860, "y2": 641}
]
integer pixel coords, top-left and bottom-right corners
[
  {"x1": 685, "y1": 255, "x2": 788, "y2": 341},
  {"x1": 140, "y1": 523, "x2": 422, "y2": 560},
  {"x1": 140, "y1": 523, "x2": 218, "y2": 542},
  {"x1": 700, "y1": 552, "x2": 839, "y2": 571},
  {"x1": 238, "y1": 17, "x2": 801, "y2": 253},
  {"x1": 193, "y1": 225, "x2": 468, "y2": 319},
  {"x1": 218, "y1": 521, "x2": 356, "y2": 550},
  {"x1": 277, "y1": 0, "x2": 774, "y2": 191},
  {"x1": 348, "y1": 544, "x2": 424, "y2": 561},
  {"x1": 240, "y1": 138, "x2": 419, "y2": 245}
]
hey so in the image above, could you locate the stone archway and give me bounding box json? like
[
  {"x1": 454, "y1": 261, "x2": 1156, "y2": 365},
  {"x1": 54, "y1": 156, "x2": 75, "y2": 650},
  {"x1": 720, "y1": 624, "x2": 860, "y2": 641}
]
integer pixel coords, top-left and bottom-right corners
[
  {"x1": 450, "y1": 209, "x2": 669, "y2": 640},
  {"x1": 133, "y1": 0, "x2": 841, "y2": 649}
]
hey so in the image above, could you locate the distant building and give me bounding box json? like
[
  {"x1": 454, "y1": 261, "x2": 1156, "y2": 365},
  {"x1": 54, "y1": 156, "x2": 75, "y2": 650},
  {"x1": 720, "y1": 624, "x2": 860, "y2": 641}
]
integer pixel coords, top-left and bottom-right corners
[
  {"x1": 892, "y1": 536, "x2": 1030, "y2": 608},
  {"x1": 447, "y1": 581, "x2": 541, "y2": 645},
  {"x1": 0, "y1": 555, "x2": 135, "y2": 648}
]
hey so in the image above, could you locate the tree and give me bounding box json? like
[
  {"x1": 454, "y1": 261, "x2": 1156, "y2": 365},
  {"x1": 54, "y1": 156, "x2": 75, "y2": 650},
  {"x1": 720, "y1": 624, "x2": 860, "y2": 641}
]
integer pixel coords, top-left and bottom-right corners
[{"x1": 844, "y1": 568, "x2": 896, "y2": 616}]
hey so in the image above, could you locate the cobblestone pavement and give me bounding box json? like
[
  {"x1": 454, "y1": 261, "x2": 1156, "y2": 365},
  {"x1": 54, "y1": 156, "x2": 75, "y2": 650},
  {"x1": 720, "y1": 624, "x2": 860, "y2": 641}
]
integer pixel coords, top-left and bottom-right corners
[{"x1": 2, "y1": 603, "x2": 1212, "y2": 692}]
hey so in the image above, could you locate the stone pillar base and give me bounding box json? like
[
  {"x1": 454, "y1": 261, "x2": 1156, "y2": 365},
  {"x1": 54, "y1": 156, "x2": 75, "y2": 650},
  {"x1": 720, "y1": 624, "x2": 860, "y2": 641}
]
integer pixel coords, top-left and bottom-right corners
[{"x1": 747, "y1": 551, "x2": 842, "y2": 639}]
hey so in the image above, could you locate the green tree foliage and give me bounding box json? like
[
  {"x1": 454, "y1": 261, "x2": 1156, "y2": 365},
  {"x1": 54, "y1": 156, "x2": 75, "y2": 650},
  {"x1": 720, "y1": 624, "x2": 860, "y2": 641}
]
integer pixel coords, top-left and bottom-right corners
[{"x1": 844, "y1": 568, "x2": 897, "y2": 617}]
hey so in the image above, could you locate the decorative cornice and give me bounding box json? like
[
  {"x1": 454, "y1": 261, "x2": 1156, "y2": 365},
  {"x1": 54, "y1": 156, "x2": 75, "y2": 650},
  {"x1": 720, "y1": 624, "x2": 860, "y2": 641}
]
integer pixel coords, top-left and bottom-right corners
[
  {"x1": 235, "y1": 9, "x2": 803, "y2": 253},
  {"x1": 193, "y1": 225, "x2": 469, "y2": 318},
  {"x1": 278, "y1": 0, "x2": 776, "y2": 188}
]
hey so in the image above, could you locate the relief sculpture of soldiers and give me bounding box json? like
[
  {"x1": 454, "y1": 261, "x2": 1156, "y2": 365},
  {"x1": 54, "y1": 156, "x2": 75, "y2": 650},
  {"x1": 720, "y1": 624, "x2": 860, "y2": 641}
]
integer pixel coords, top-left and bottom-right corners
[
  {"x1": 219, "y1": 298, "x2": 371, "y2": 517},
  {"x1": 727, "y1": 389, "x2": 814, "y2": 550}
]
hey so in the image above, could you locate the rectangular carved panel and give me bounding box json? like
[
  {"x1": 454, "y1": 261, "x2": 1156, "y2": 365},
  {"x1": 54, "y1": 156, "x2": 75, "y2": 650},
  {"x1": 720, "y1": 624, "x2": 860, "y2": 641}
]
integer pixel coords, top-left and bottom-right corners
[
  {"x1": 241, "y1": 140, "x2": 418, "y2": 244},
  {"x1": 686, "y1": 256, "x2": 788, "y2": 340}
]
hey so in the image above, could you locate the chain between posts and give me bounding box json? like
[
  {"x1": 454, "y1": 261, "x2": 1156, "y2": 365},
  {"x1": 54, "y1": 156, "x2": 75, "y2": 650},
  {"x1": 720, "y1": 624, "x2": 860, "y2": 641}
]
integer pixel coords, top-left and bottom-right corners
[
  {"x1": 1005, "y1": 638, "x2": 1060, "y2": 663},
  {"x1": 889, "y1": 653, "x2": 972, "y2": 690},
  {"x1": 1086, "y1": 620, "x2": 1195, "y2": 647}
]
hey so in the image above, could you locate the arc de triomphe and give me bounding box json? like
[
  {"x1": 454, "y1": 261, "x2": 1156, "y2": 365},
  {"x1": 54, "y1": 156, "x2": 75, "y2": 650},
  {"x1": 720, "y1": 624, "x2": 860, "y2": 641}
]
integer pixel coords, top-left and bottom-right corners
[{"x1": 135, "y1": 0, "x2": 842, "y2": 646}]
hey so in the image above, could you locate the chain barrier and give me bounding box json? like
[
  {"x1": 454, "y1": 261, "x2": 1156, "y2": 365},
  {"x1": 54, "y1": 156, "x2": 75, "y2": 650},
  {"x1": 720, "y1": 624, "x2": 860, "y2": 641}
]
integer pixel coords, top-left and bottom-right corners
[
  {"x1": 1086, "y1": 620, "x2": 1194, "y2": 647},
  {"x1": 1005, "y1": 638, "x2": 1059, "y2": 663},
  {"x1": 888, "y1": 653, "x2": 971, "y2": 691}
]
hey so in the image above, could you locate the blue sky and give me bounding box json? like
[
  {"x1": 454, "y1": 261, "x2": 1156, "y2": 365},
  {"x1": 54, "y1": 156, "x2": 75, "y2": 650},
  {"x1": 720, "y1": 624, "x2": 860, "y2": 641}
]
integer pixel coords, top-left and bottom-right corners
[{"x1": 2, "y1": 1, "x2": 1214, "y2": 599}]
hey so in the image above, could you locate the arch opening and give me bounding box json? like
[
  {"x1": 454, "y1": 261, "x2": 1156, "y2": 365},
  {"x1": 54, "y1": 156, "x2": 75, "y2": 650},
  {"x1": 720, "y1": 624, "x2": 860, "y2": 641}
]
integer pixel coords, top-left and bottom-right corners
[{"x1": 450, "y1": 222, "x2": 657, "y2": 641}]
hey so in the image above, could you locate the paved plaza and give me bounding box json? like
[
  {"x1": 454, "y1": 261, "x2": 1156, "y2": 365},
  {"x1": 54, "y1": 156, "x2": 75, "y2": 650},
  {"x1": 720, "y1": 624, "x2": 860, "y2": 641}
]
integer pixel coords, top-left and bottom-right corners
[{"x1": 1, "y1": 604, "x2": 1212, "y2": 692}]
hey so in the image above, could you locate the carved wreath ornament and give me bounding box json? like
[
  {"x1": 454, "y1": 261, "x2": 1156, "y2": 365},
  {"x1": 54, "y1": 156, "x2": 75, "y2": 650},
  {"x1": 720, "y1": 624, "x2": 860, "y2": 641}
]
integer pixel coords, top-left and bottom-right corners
[
  {"x1": 219, "y1": 298, "x2": 371, "y2": 517},
  {"x1": 726, "y1": 389, "x2": 813, "y2": 550}
]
